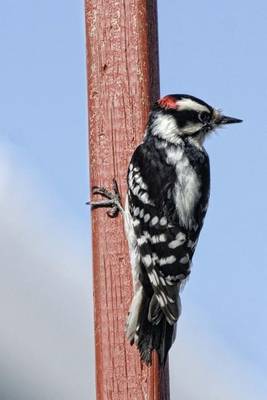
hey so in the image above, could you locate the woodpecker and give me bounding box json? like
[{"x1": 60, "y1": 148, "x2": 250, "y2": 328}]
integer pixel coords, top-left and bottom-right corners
[{"x1": 91, "y1": 94, "x2": 242, "y2": 365}]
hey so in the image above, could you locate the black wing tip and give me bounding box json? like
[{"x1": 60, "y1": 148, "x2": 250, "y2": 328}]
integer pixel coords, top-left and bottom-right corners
[
  {"x1": 138, "y1": 347, "x2": 169, "y2": 367},
  {"x1": 138, "y1": 346, "x2": 153, "y2": 366}
]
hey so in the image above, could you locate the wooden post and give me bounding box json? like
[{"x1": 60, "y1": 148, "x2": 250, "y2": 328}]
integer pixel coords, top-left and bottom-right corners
[{"x1": 85, "y1": 1, "x2": 170, "y2": 399}]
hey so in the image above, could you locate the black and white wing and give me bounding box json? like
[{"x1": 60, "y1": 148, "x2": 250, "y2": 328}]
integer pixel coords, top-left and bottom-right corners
[{"x1": 125, "y1": 139, "x2": 210, "y2": 364}]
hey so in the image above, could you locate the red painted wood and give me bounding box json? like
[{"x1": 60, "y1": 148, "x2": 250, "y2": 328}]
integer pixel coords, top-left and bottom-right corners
[{"x1": 85, "y1": 1, "x2": 170, "y2": 398}]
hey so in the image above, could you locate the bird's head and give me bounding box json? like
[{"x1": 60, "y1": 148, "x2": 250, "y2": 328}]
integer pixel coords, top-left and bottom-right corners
[{"x1": 148, "y1": 94, "x2": 242, "y2": 145}]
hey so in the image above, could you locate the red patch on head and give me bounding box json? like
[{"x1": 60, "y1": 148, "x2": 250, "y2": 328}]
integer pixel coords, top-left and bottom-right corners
[{"x1": 157, "y1": 95, "x2": 177, "y2": 110}]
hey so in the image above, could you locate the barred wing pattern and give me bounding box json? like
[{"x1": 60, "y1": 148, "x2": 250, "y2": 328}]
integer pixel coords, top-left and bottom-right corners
[{"x1": 125, "y1": 138, "x2": 210, "y2": 364}]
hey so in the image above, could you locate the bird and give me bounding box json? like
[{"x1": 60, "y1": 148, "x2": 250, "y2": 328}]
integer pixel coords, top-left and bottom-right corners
[{"x1": 91, "y1": 94, "x2": 242, "y2": 365}]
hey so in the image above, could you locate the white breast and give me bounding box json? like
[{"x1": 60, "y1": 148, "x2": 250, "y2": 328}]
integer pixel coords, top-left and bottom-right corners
[{"x1": 166, "y1": 144, "x2": 201, "y2": 229}]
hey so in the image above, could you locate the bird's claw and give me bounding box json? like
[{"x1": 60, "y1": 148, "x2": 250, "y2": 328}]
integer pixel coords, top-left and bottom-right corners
[
  {"x1": 92, "y1": 186, "x2": 113, "y2": 199},
  {"x1": 87, "y1": 178, "x2": 123, "y2": 218}
]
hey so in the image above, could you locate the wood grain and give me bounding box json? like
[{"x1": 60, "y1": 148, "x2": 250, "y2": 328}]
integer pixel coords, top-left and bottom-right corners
[{"x1": 85, "y1": 1, "x2": 170, "y2": 398}]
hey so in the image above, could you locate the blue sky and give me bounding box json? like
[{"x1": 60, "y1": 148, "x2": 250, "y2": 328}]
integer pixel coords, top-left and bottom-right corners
[{"x1": 0, "y1": 0, "x2": 266, "y2": 399}]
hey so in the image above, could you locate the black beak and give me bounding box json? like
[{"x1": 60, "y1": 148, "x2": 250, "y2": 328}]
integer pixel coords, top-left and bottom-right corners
[{"x1": 218, "y1": 115, "x2": 243, "y2": 125}]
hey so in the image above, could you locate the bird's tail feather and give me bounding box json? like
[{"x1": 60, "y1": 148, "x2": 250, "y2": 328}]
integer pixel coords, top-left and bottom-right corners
[{"x1": 126, "y1": 289, "x2": 175, "y2": 365}]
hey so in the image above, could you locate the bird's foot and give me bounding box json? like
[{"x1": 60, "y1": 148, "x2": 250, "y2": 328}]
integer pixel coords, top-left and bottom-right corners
[{"x1": 87, "y1": 178, "x2": 123, "y2": 218}]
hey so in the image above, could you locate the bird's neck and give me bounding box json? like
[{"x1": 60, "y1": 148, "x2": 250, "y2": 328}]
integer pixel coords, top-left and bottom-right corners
[
  {"x1": 146, "y1": 111, "x2": 182, "y2": 146},
  {"x1": 146, "y1": 111, "x2": 206, "y2": 150}
]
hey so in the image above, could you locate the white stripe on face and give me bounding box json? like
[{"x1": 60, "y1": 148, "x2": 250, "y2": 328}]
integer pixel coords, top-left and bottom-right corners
[
  {"x1": 177, "y1": 98, "x2": 210, "y2": 113},
  {"x1": 182, "y1": 121, "x2": 203, "y2": 134}
]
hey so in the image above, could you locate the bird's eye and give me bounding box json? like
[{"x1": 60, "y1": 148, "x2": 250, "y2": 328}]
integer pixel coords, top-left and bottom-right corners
[{"x1": 198, "y1": 111, "x2": 211, "y2": 124}]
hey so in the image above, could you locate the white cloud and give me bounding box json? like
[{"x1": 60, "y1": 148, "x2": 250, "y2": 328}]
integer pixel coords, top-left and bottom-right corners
[
  {"x1": 170, "y1": 306, "x2": 267, "y2": 400},
  {"x1": 0, "y1": 143, "x2": 95, "y2": 400}
]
